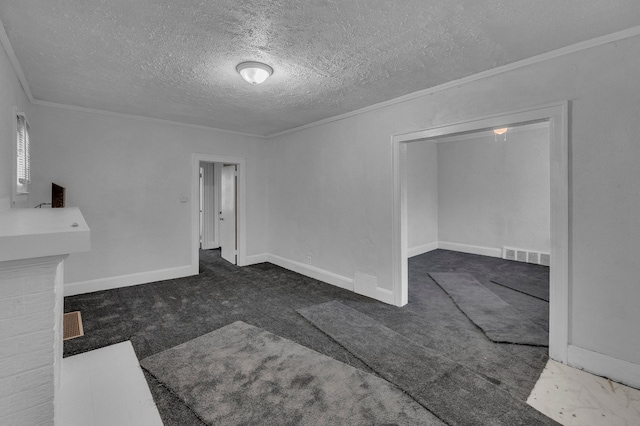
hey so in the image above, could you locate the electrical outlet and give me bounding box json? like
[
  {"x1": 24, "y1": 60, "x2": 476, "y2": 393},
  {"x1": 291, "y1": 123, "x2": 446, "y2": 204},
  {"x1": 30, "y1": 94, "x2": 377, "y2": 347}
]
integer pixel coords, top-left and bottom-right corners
[{"x1": 306, "y1": 256, "x2": 312, "y2": 265}]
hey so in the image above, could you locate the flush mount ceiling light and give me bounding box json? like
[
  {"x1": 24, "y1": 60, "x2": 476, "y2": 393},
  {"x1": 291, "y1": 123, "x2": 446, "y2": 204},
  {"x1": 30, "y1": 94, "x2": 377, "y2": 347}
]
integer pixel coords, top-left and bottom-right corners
[{"x1": 236, "y1": 61, "x2": 273, "y2": 85}]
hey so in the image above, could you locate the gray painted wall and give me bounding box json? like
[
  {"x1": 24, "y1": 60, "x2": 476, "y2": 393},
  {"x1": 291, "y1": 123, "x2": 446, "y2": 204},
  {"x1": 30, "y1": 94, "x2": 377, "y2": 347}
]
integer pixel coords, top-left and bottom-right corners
[
  {"x1": 406, "y1": 141, "x2": 438, "y2": 251},
  {"x1": 437, "y1": 125, "x2": 550, "y2": 253},
  {"x1": 0, "y1": 39, "x2": 29, "y2": 209},
  {"x1": 28, "y1": 105, "x2": 268, "y2": 284},
  {"x1": 267, "y1": 35, "x2": 640, "y2": 367}
]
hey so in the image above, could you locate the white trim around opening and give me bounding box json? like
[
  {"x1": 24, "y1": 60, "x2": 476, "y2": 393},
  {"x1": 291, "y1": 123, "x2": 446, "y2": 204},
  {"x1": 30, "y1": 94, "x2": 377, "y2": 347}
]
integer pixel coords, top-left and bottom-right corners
[
  {"x1": 391, "y1": 101, "x2": 570, "y2": 364},
  {"x1": 191, "y1": 154, "x2": 247, "y2": 274}
]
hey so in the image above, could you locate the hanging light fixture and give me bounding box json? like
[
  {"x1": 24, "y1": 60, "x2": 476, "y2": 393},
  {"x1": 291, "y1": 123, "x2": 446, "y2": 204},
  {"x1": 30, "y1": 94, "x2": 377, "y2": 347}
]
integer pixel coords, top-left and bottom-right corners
[
  {"x1": 236, "y1": 61, "x2": 273, "y2": 85},
  {"x1": 493, "y1": 127, "x2": 508, "y2": 142}
]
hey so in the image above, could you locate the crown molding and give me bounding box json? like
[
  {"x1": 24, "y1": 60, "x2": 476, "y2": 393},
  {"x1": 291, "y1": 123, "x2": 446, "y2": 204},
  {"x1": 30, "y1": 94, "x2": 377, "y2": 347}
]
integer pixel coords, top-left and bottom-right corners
[
  {"x1": 0, "y1": 16, "x2": 34, "y2": 102},
  {"x1": 266, "y1": 25, "x2": 640, "y2": 139},
  {"x1": 2, "y1": 11, "x2": 639, "y2": 140},
  {"x1": 31, "y1": 100, "x2": 267, "y2": 139}
]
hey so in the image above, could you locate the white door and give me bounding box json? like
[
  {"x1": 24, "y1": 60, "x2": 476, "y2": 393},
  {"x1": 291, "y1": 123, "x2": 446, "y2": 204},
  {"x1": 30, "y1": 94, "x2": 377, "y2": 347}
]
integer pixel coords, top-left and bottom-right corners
[
  {"x1": 220, "y1": 165, "x2": 237, "y2": 264},
  {"x1": 199, "y1": 167, "x2": 204, "y2": 248},
  {"x1": 200, "y1": 163, "x2": 218, "y2": 249}
]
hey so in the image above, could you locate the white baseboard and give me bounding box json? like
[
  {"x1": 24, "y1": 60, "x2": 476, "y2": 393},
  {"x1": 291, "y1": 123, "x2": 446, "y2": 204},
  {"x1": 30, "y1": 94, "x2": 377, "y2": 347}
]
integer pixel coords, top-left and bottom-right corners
[
  {"x1": 64, "y1": 265, "x2": 196, "y2": 297},
  {"x1": 567, "y1": 345, "x2": 640, "y2": 389},
  {"x1": 244, "y1": 253, "x2": 268, "y2": 265},
  {"x1": 63, "y1": 252, "x2": 393, "y2": 305},
  {"x1": 353, "y1": 272, "x2": 395, "y2": 304},
  {"x1": 266, "y1": 254, "x2": 354, "y2": 292},
  {"x1": 356, "y1": 286, "x2": 393, "y2": 305},
  {"x1": 264, "y1": 255, "x2": 397, "y2": 304},
  {"x1": 438, "y1": 241, "x2": 502, "y2": 258},
  {"x1": 407, "y1": 242, "x2": 438, "y2": 258}
]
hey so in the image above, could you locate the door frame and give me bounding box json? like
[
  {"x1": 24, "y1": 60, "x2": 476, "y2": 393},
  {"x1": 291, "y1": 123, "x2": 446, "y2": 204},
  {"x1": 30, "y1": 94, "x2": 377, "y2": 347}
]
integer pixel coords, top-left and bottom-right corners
[
  {"x1": 220, "y1": 164, "x2": 238, "y2": 264},
  {"x1": 199, "y1": 162, "x2": 219, "y2": 250},
  {"x1": 391, "y1": 101, "x2": 570, "y2": 363},
  {"x1": 191, "y1": 154, "x2": 246, "y2": 272}
]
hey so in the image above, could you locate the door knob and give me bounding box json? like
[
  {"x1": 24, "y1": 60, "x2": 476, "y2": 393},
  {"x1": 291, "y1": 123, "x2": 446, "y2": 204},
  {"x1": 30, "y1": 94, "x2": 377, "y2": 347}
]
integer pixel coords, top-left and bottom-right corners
[{"x1": 219, "y1": 217, "x2": 224, "y2": 221}]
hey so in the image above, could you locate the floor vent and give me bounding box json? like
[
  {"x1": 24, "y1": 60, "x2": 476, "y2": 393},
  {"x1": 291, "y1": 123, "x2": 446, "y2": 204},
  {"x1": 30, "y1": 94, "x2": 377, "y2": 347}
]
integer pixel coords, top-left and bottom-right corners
[
  {"x1": 64, "y1": 311, "x2": 84, "y2": 341},
  {"x1": 503, "y1": 247, "x2": 549, "y2": 266}
]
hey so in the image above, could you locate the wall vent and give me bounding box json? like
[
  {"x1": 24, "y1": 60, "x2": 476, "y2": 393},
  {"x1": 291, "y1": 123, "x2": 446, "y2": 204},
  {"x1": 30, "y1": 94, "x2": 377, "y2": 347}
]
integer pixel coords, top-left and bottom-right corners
[
  {"x1": 503, "y1": 247, "x2": 550, "y2": 266},
  {"x1": 503, "y1": 248, "x2": 516, "y2": 261},
  {"x1": 539, "y1": 253, "x2": 551, "y2": 266}
]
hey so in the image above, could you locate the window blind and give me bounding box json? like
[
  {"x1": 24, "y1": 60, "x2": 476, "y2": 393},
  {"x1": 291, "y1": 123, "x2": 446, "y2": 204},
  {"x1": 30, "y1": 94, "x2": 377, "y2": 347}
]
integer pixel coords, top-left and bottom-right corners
[{"x1": 16, "y1": 114, "x2": 30, "y2": 187}]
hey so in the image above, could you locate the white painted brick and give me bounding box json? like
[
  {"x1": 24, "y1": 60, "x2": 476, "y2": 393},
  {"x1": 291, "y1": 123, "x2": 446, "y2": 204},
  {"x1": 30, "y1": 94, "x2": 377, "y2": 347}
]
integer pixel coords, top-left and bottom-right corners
[
  {"x1": 0, "y1": 258, "x2": 62, "y2": 426},
  {"x1": 0, "y1": 292, "x2": 54, "y2": 320},
  {"x1": 0, "y1": 330, "x2": 53, "y2": 359},
  {"x1": 0, "y1": 264, "x2": 57, "y2": 299},
  {"x1": 0, "y1": 349, "x2": 51, "y2": 379},
  {"x1": 0, "y1": 401, "x2": 54, "y2": 426},
  {"x1": 0, "y1": 365, "x2": 53, "y2": 399},
  {"x1": 0, "y1": 382, "x2": 54, "y2": 418},
  {"x1": 0, "y1": 310, "x2": 53, "y2": 339}
]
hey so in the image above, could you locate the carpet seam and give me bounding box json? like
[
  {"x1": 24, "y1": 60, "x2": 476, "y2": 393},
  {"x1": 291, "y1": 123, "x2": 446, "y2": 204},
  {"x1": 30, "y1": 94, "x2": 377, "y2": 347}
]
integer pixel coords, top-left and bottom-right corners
[
  {"x1": 490, "y1": 279, "x2": 550, "y2": 302},
  {"x1": 429, "y1": 273, "x2": 549, "y2": 347},
  {"x1": 296, "y1": 309, "x2": 454, "y2": 426},
  {"x1": 141, "y1": 364, "x2": 210, "y2": 426},
  {"x1": 297, "y1": 301, "x2": 558, "y2": 425}
]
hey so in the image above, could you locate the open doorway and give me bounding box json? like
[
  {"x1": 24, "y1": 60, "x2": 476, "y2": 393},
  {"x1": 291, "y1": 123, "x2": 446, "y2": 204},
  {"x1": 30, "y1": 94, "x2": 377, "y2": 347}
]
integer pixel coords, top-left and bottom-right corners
[
  {"x1": 392, "y1": 102, "x2": 569, "y2": 363},
  {"x1": 198, "y1": 162, "x2": 237, "y2": 264},
  {"x1": 199, "y1": 162, "x2": 219, "y2": 251},
  {"x1": 406, "y1": 122, "x2": 552, "y2": 347},
  {"x1": 192, "y1": 154, "x2": 246, "y2": 272}
]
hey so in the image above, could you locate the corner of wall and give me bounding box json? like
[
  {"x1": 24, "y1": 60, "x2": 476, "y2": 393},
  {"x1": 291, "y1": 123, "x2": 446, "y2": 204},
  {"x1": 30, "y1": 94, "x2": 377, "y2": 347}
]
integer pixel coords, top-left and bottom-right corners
[
  {"x1": 437, "y1": 241, "x2": 502, "y2": 258},
  {"x1": 407, "y1": 241, "x2": 438, "y2": 258}
]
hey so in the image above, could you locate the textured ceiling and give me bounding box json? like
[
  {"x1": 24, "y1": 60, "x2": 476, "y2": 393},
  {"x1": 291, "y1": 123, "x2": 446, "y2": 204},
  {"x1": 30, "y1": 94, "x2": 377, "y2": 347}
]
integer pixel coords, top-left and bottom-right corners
[{"x1": 1, "y1": 1, "x2": 640, "y2": 136}]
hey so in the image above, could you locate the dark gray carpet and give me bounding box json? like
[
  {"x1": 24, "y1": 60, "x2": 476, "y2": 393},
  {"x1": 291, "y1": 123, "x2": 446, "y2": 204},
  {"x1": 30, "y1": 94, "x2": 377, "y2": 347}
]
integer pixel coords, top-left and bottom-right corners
[
  {"x1": 429, "y1": 272, "x2": 549, "y2": 346},
  {"x1": 491, "y1": 276, "x2": 550, "y2": 302},
  {"x1": 141, "y1": 321, "x2": 445, "y2": 426},
  {"x1": 298, "y1": 300, "x2": 558, "y2": 426},
  {"x1": 64, "y1": 249, "x2": 550, "y2": 425}
]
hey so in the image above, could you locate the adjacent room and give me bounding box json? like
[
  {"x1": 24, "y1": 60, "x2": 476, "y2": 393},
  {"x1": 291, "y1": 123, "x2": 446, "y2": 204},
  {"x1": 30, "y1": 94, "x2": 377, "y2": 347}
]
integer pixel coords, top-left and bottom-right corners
[{"x1": 1, "y1": 1, "x2": 640, "y2": 425}]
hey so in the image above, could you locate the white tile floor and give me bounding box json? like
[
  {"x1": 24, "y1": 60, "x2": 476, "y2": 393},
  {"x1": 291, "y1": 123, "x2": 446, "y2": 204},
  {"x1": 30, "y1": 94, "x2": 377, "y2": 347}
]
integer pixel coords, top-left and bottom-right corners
[
  {"x1": 59, "y1": 342, "x2": 640, "y2": 426},
  {"x1": 527, "y1": 359, "x2": 640, "y2": 426},
  {"x1": 58, "y1": 341, "x2": 163, "y2": 426}
]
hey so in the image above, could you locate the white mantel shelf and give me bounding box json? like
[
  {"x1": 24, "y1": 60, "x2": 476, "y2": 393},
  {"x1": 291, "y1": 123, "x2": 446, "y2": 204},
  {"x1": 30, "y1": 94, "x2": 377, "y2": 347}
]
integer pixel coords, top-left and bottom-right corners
[{"x1": 0, "y1": 207, "x2": 90, "y2": 262}]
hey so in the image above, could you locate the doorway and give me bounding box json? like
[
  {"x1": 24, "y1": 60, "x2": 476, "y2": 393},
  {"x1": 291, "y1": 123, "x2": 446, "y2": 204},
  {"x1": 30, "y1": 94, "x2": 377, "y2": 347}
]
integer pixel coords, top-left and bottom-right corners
[
  {"x1": 192, "y1": 154, "x2": 246, "y2": 272},
  {"x1": 391, "y1": 102, "x2": 569, "y2": 363},
  {"x1": 220, "y1": 164, "x2": 237, "y2": 264},
  {"x1": 199, "y1": 162, "x2": 219, "y2": 250},
  {"x1": 198, "y1": 162, "x2": 237, "y2": 264}
]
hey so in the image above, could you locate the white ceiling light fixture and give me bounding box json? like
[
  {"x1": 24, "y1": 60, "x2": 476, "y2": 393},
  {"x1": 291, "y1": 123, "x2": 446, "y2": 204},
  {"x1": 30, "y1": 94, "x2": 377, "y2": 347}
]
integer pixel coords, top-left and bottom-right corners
[{"x1": 236, "y1": 61, "x2": 273, "y2": 85}]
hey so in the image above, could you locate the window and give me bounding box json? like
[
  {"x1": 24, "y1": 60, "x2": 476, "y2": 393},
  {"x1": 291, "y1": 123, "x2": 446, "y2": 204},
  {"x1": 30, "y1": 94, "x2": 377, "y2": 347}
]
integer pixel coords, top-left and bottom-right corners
[{"x1": 14, "y1": 112, "x2": 31, "y2": 201}]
